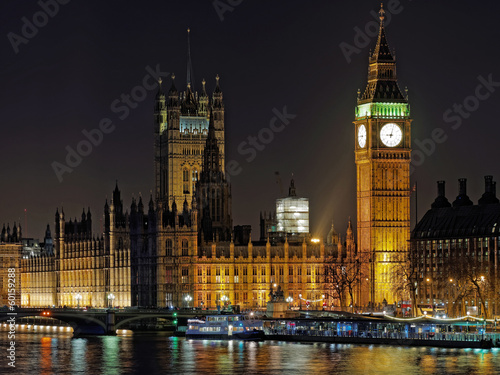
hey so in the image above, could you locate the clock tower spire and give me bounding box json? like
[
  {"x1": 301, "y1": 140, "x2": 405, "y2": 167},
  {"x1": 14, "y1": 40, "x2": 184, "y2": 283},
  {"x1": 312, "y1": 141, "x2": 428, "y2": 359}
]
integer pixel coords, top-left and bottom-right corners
[{"x1": 355, "y1": 3, "x2": 412, "y2": 306}]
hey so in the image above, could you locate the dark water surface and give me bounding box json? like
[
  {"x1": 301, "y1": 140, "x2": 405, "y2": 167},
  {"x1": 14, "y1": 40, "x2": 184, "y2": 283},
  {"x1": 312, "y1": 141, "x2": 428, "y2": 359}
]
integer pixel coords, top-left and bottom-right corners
[{"x1": 2, "y1": 331, "x2": 500, "y2": 374}]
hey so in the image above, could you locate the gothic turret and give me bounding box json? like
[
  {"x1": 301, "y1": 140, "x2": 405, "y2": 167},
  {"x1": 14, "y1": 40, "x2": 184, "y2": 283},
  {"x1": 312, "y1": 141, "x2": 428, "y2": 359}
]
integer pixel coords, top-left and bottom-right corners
[{"x1": 196, "y1": 108, "x2": 232, "y2": 243}]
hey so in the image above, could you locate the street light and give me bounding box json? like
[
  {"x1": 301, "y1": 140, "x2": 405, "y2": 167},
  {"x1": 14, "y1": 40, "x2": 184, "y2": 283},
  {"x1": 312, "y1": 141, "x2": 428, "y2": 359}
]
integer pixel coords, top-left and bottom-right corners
[
  {"x1": 221, "y1": 295, "x2": 229, "y2": 308},
  {"x1": 75, "y1": 293, "x2": 82, "y2": 309},
  {"x1": 185, "y1": 294, "x2": 192, "y2": 308},
  {"x1": 108, "y1": 293, "x2": 115, "y2": 308},
  {"x1": 286, "y1": 296, "x2": 293, "y2": 309},
  {"x1": 299, "y1": 294, "x2": 302, "y2": 310}
]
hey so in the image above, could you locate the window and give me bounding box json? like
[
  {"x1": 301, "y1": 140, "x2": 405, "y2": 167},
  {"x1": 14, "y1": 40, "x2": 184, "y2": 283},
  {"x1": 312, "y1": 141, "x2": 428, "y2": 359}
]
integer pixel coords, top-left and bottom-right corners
[
  {"x1": 165, "y1": 293, "x2": 173, "y2": 308},
  {"x1": 181, "y1": 268, "x2": 189, "y2": 284},
  {"x1": 166, "y1": 268, "x2": 173, "y2": 283},
  {"x1": 198, "y1": 267, "x2": 202, "y2": 283},
  {"x1": 182, "y1": 239, "x2": 189, "y2": 256},
  {"x1": 216, "y1": 267, "x2": 221, "y2": 283},
  {"x1": 192, "y1": 170, "x2": 198, "y2": 193},
  {"x1": 183, "y1": 169, "x2": 190, "y2": 194},
  {"x1": 166, "y1": 239, "x2": 172, "y2": 257}
]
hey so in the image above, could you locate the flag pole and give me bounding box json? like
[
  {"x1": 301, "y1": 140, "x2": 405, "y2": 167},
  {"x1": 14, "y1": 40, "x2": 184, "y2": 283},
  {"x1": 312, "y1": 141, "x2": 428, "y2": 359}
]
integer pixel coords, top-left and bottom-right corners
[{"x1": 415, "y1": 181, "x2": 418, "y2": 228}]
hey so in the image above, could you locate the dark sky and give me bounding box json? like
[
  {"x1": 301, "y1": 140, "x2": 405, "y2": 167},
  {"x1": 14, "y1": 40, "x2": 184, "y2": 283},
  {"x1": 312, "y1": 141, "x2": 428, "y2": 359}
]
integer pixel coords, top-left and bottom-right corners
[{"x1": 1, "y1": 0, "x2": 500, "y2": 240}]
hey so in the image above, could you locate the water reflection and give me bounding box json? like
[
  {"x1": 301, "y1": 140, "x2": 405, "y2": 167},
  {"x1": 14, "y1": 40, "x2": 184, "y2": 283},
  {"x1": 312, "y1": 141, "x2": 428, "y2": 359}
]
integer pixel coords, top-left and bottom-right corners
[
  {"x1": 71, "y1": 338, "x2": 88, "y2": 373},
  {"x1": 2, "y1": 332, "x2": 500, "y2": 374}
]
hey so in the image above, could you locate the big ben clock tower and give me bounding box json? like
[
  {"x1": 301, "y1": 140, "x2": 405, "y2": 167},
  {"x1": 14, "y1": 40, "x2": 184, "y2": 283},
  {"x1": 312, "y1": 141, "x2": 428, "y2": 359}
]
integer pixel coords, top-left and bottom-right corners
[{"x1": 355, "y1": 5, "x2": 411, "y2": 305}]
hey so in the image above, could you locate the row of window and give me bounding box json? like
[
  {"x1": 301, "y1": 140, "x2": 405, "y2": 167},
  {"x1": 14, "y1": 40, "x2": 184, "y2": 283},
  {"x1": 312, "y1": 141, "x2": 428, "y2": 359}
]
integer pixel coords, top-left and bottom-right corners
[{"x1": 165, "y1": 239, "x2": 189, "y2": 256}]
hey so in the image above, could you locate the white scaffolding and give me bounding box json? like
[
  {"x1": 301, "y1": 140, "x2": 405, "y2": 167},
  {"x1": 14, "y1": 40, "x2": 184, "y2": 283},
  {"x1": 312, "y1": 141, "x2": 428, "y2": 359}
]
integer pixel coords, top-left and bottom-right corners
[{"x1": 276, "y1": 197, "x2": 309, "y2": 234}]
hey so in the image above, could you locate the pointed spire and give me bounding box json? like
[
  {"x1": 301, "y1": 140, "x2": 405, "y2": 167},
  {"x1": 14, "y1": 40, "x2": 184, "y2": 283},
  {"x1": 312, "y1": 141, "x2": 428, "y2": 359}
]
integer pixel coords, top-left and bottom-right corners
[
  {"x1": 191, "y1": 193, "x2": 197, "y2": 210},
  {"x1": 156, "y1": 77, "x2": 165, "y2": 99},
  {"x1": 208, "y1": 107, "x2": 216, "y2": 139},
  {"x1": 371, "y1": 3, "x2": 394, "y2": 63},
  {"x1": 214, "y1": 74, "x2": 221, "y2": 93},
  {"x1": 138, "y1": 196, "x2": 144, "y2": 213},
  {"x1": 358, "y1": 3, "x2": 406, "y2": 105},
  {"x1": 288, "y1": 176, "x2": 296, "y2": 197},
  {"x1": 149, "y1": 195, "x2": 155, "y2": 212},
  {"x1": 169, "y1": 73, "x2": 177, "y2": 94}
]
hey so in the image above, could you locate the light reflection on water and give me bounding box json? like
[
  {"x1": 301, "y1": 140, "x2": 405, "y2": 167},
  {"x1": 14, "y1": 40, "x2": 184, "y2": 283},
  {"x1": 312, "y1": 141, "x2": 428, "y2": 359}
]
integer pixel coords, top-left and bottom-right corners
[{"x1": 1, "y1": 332, "x2": 500, "y2": 374}]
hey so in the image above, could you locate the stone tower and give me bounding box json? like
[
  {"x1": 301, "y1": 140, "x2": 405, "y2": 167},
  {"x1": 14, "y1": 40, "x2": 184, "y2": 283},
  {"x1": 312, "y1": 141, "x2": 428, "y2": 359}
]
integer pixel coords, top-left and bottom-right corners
[
  {"x1": 154, "y1": 29, "x2": 225, "y2": 209},
  {"x1": 354, "y1": 5, "x2": 412, "y2": 305}
]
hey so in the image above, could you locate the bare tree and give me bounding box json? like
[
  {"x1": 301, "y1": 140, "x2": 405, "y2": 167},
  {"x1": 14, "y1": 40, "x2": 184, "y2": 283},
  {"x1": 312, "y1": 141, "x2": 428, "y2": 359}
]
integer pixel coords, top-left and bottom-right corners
[
  {"x1": 447, "y1": 253, "x2": 490, "y2": 318},
  {"x1": 323, "y1": 260, "x2": 348, "y2": 309},
  {"x1": 392, "y1": 251, "x2": 418, "y2": 317},
  {"x1": 324, "y1": 254, "x2": 367, "y2": 312}
]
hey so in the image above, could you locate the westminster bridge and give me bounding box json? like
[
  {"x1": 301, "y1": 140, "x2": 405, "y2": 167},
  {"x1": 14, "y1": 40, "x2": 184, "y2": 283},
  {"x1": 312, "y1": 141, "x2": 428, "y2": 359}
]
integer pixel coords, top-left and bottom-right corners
[{"x1": 0, "y1": 307, "x2": 202, "y2": 335}]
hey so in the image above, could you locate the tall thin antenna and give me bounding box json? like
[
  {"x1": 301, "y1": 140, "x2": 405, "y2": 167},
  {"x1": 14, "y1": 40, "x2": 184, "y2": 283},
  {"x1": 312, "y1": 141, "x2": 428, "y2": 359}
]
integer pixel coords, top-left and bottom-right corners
[
  {"x1": 24, "y1": 208, "x2": 27, "y2": 239},
  {"x1": 187, "y1": 27, "x2": 195, "y2": 88}
]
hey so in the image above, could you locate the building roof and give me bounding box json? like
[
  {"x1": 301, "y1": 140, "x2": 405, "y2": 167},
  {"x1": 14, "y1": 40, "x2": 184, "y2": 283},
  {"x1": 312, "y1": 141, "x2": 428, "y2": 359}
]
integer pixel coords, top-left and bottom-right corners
[
  {"x1": 411, "y1": 203, "x2": 500, "y2": 240},
  {"x1": 358, "y1": 5, "x2": 407, "y2": 105}
]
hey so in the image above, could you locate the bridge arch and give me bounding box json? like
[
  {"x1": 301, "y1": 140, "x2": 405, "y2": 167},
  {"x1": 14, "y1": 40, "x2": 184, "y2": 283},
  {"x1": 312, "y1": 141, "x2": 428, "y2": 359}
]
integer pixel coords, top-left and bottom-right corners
[{"x1": 115, "y1": 314, "x2": 174, "y2": 329}]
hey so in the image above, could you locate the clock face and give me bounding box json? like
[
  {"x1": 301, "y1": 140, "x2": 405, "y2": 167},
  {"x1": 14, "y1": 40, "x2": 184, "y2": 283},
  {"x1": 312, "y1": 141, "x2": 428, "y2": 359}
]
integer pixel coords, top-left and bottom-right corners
[
  {"x1": 380, "y1": 123, "x2": 402, "y2": 147},
  {"x1": 358, "y1": 125, "x2": 367, "y2": 148}
]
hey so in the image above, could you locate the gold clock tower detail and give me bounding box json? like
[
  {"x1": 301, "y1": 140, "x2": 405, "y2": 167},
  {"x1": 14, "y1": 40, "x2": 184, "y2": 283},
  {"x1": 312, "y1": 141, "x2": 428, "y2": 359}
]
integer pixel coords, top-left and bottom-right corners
[{"x1": 355, "y1": 5, "x2": 411, "y2": 305}]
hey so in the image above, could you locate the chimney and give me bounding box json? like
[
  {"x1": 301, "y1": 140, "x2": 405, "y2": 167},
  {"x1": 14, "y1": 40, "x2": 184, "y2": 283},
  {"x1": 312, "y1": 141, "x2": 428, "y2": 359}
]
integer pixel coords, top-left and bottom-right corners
[
  {"x1": 479, "y1": 175, "x2": 499, "y2": 205},
  {"x1": 459, "y1": 178, "x2": 467, "y2": 196},
  {"x1": 438, "y1": 181, "x2": 445, "y2": 197},
  {"x1": 453, "y1": 178, "x2": 473, "y2": 207},
  {"x1": 431, "y1": 181, "x2": 451, "y2": 209}
]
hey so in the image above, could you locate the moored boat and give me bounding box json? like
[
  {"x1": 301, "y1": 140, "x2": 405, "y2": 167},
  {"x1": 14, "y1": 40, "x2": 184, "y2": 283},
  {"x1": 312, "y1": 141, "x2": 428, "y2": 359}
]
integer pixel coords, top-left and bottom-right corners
[{"x1": 186, "y1": 314, "x2": 265, "y2": 340}]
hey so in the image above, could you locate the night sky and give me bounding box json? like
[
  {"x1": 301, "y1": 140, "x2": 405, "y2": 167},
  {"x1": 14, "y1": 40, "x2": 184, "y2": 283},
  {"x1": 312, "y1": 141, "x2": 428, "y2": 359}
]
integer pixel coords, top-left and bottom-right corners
[{"x1": 2, "y1": 0, "x2": 500, "y2": 240}]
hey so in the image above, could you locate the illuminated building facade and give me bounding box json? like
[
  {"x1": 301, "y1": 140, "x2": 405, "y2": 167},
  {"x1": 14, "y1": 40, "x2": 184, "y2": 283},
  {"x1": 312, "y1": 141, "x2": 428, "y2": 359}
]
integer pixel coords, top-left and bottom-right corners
[
  {"x1": 19, "y1": 31, "x2": 358, "y2": 311},
  {"x1": 21, "y1": 195, "x2": 132, "y2": 308},
  {"x1": 0, "y1": 224, "x2": 22, "y2": 306},
  {"x1": 411, "y1": 177, "x2": 500, "y2": 316},
  {"x1": 354, "y1": 6, "x2": 411, "y2": 305}
]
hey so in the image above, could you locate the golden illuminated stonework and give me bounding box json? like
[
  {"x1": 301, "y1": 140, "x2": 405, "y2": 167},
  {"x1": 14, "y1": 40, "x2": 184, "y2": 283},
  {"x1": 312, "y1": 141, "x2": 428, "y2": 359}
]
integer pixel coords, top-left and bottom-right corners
[{"x1": 354, "y1": 8, "x2": 411, "y2": 305}]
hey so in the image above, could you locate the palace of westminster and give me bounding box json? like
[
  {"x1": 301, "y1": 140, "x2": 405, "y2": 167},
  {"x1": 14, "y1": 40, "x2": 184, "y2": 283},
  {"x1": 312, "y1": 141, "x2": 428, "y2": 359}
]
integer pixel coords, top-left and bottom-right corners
[{"x1": 1, "y1": 7, "x2": 500, "y2": 314}]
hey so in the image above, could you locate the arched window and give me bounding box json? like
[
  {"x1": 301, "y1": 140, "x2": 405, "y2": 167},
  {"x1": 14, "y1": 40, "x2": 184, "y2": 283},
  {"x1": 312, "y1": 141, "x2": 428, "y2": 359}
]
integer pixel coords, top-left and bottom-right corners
[
  {"x1": 192, "y1": 169, "x2": 198, "y2": 193},
  {"x1": 183, "y1": 169, "x2": 190, "y2": 194},
  {"x1": 182, "y1": 239, "x2": 189, "y2": 256},
  {"x1": 166, "y1": 239, "x2": 173, "y2": 257}
]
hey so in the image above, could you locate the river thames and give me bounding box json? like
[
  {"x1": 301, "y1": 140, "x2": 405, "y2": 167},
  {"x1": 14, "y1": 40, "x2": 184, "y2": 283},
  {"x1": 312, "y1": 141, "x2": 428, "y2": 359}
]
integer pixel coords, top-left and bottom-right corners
[{"x1": 2, "y1": 331, "x2": 500, "y2": 374}]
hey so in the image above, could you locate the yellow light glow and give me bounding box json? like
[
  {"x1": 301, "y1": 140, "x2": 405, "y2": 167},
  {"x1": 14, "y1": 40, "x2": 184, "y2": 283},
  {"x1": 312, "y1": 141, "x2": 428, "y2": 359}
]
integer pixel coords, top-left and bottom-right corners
[{"x1": 311, "y1": 238, "x2": 320, "y2": 244}]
